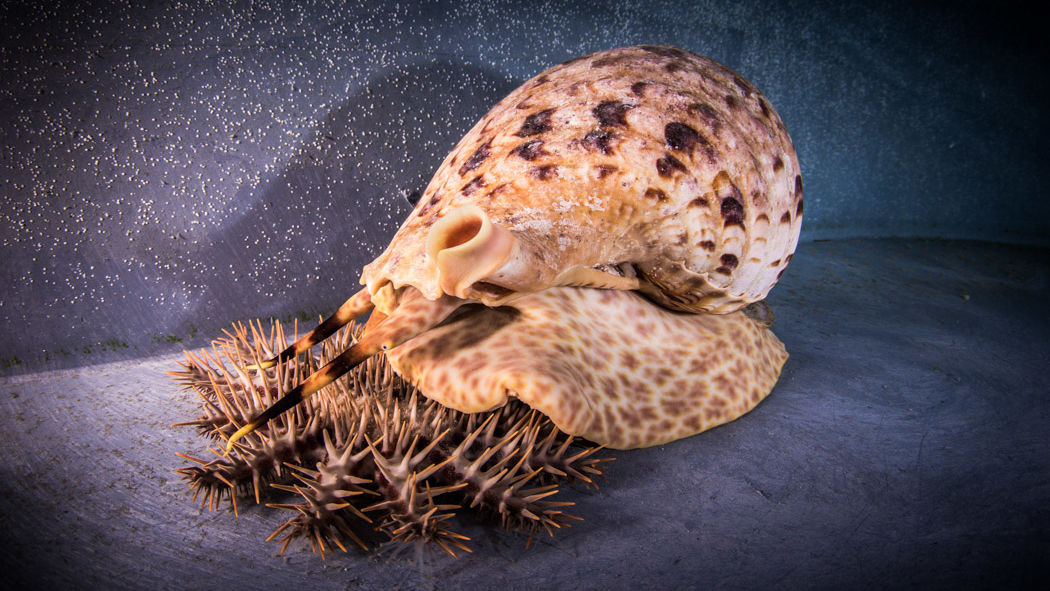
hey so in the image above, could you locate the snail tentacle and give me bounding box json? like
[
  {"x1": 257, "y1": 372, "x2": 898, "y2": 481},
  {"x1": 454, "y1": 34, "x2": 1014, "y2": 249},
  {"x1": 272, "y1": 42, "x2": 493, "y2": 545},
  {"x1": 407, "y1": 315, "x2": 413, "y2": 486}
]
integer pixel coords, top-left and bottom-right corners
[
  {"x1": 226, "y1": 288, "x2": 464, "y2": 451},
  {"x1": 246, "y1": 288, "x2": 373, "y2": 370}
]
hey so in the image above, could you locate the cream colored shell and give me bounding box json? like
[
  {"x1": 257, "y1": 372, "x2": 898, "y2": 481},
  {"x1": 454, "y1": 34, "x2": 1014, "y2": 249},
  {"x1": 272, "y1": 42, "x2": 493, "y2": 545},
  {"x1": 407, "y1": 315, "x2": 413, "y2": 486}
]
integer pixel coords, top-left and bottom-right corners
[
  {"x1": 363, "y1": 45, "x2": 802, "y2": 314},
  {"x1": 385, "y1": 287, "x2": 787, "y2": 449}
]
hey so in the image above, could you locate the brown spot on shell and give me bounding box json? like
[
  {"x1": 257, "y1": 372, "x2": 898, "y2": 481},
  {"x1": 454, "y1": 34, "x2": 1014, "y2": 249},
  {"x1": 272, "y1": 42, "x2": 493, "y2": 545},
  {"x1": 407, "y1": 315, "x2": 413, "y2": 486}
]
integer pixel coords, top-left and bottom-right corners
[
  {"x1": 458, "y1": 141, "x2": 491, "y2": 176},
  {"x1": 461, "y1": 175, "x2": 486, "y2": 196},
  {"x1": 666, "y1": 122, "x2": 715, "y2": 162},
  {"x1": 750, "y1": 189, "x2": 767, "y2": 209},
  {"x1": 596, "y1": 164, "x2": 618, "y2": 178},
  {"x1": 724, "y1": 95, "x2": 739, "y2": 110},
  {"x1": 510, "y1": 139, "x2": 547, "y2": 161},
  {"x1": 591, "y1": 54, "x2": 630, "y2": 68},
  {"x1": 486, "y1": 183, "x2": 509, "y2": 198},
  {"x1": 656, "y1": 153, "x2": 687, "y2": 177},
  {"x1": 713, "y1": 171, "x2": 745, "y2": 227},
  {"x1": 733, "y1": 75, "x2": 755, "y2": 97},
  {"x1": 773, "y1": 156, "x2": 784, "y2": 172},
  {"x1": 640, "y1": 45, "x2": 692, "y2": 60},
  {"x1": 644, "y1": 187, "x2": 669, "y2": 202},
  {"x1": 580, "y1": 130, "x2": 615, "y2": 154},
  {"x1": 665, "y1": 60, "x2": 686, "y2": 74},
  {"x1": 720, "y1": 195, "x2": 745, "y2": 228},
  {"x1": 417, "y1": 192, "x2": 441, "y2": 217},
  {"x1": 759, "y1": 98, "x2": 771, "y2": 118},
  {"x1": 795, "y1": 175, "x2": 804, "y2": 216},
  {"x1": 665, "y1": 122, "x2": 699, "y2": 152},
  {"x1": 690, "y1": 196, "x2": 709, "y2": 208},
  {"x1": 593, "y1": 101, "x2": 634, "y2": 127},
  {"x1": 631, "y1": 81, "x2": 648, "y2": 96},
  {"x1": 756, "y1": 213, "x2": 769, "y2": 223},
  {"x1": 698, "y1": 240, "x2": 715, "y2": 250},
  {"x1": 530, "y1": 165, "x2": 557, "y2": 180},
  {"x1": 780, "y1": 212, "x2": 791, "y2": 224},
  {"x1": 687, "y1": 102, "x2": 720, "y2": 124},
  {"x1": 720, "y1": 254, "x2": 739, "y2": 269},
  {"x1": 516, "y1": 109, "x2": 555, "y2": 137}
]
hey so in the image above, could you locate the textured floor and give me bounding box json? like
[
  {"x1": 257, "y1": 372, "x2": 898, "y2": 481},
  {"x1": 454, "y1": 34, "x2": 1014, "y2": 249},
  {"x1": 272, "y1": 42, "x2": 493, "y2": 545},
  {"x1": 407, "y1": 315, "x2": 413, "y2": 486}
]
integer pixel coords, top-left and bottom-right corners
[{"x1": 1, "y1": 238, "x2": 1048, "y2": 590}]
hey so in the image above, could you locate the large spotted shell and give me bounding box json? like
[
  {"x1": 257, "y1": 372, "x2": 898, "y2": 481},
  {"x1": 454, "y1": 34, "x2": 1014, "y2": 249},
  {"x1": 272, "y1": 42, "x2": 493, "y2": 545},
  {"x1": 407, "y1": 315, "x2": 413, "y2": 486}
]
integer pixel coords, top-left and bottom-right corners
[{"x1": 365, "y1": 45, "x2": 802, "y2": 314}]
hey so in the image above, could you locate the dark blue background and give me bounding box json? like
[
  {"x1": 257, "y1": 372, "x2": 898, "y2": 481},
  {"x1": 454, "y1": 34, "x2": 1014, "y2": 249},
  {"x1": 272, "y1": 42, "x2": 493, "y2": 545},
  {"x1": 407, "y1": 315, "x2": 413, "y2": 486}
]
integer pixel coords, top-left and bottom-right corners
[{"x1": 1, "y1": 0, "x2": 1047, "y2": 371}]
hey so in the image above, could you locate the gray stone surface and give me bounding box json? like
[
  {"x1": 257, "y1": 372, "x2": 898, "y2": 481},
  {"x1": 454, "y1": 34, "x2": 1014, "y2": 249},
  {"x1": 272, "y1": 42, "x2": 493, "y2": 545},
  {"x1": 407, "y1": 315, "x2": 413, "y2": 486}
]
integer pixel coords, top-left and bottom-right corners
[{"x1": 2, "y1": 238, "x2": 1047, "y2": 590}]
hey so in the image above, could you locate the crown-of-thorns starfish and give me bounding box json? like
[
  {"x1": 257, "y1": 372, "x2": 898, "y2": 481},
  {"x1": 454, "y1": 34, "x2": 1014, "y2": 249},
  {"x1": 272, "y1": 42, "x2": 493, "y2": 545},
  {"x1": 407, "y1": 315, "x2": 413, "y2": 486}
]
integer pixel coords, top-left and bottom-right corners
[{"x1": 171, "y1": 319, "x2": 609, "y2": 557}]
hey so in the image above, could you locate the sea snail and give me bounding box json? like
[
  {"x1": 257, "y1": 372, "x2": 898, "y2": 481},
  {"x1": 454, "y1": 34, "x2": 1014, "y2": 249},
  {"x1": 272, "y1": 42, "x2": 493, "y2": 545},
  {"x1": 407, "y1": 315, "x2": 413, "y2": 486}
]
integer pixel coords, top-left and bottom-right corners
[{"x1": 226, "y1": 45, "x2": 801, "y2": 451}]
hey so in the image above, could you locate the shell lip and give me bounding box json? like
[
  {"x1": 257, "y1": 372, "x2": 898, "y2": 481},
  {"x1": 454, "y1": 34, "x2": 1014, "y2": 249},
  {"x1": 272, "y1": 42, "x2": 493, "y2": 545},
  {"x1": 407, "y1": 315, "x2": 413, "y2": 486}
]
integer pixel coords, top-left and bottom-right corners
[{"x1": 425, "y1": 204, "x2": 518, "y2": 300}]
